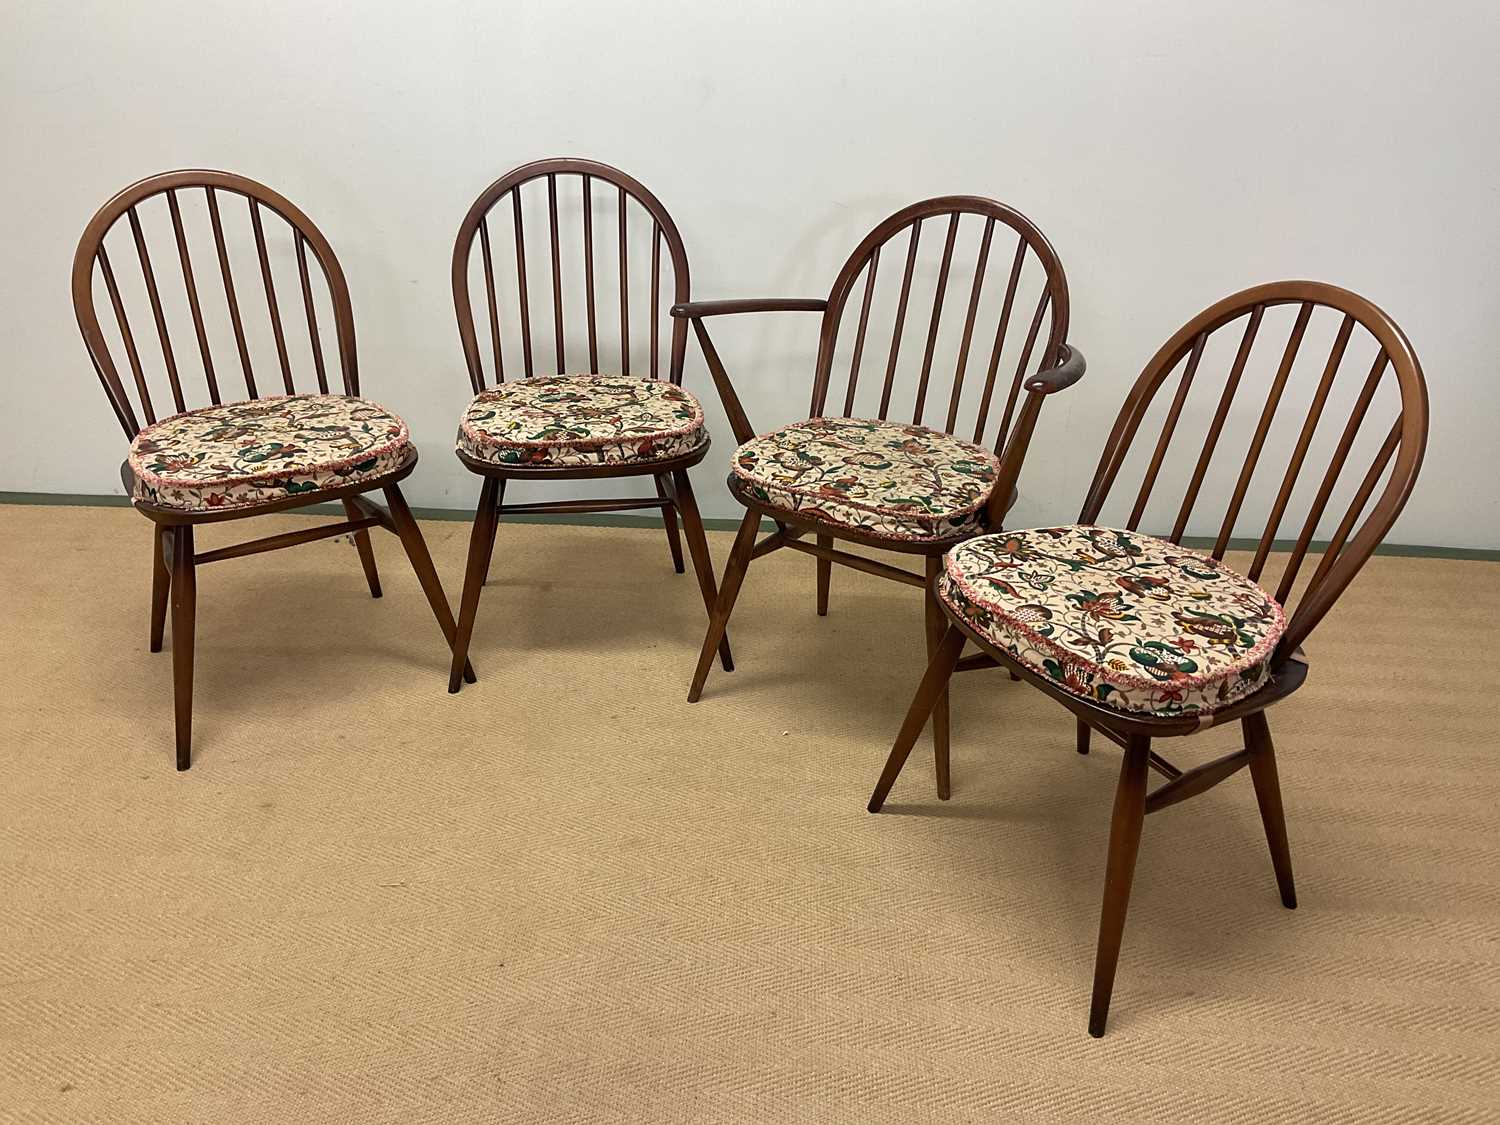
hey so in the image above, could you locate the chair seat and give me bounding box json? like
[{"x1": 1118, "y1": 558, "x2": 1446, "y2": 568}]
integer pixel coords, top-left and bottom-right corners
[
  {"x1": 730, "y1": 417, "x2": 1000, "y2": 542},
  {"x1": 128, "y1": 394, "x2": 413, "y2": 512},
  {"x1": 939, "y1": 526, "x2": 1287, "y2": 717},
  {"x1": 456, "y1": 374, "x2": 708, "y2": 468}
]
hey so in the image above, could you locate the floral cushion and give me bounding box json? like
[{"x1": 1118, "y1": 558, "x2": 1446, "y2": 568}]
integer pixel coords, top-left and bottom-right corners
[
  {"x1": 730, "y1": 417, "x2": 1000, "y2": 541},
  {"x1": 456, "y1": 375, "x2": 708, "y2": 468},
  {"x1": 128, "y1": 394, "x2": 413, "y2": 512},
  {"x1": 939, "y1": 526, "x2": 1287, "y2": 717}
]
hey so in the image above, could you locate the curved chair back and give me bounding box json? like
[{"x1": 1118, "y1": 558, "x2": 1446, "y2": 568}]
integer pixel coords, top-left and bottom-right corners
[
  {"x1": 810, "y1": 196, "x2": 1071, "y2": 455},
  {"x1": 72, "y1": 169, "x2": 358, "y2": 438},
  {"x1": 1078, "y1": 280, "x2": 1428, "y2": 661},
  {"x1": 451, "y1": 158, "x2": 692, "y2": 394}
]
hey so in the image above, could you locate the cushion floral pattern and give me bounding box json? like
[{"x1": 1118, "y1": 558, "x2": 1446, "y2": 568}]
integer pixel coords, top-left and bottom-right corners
[
  {"x1": 456, "y1": 375, "x2": 708, "y2": 468},
  {"x1": 939, "y1": 526, "x2": 1287, "y2": 716},
  {"x1": 730, "y1": 417, "x2": 1000, "y2": 541},
  {"x1": 129, "y1": 394, "x2": 413, "y2": 513}
]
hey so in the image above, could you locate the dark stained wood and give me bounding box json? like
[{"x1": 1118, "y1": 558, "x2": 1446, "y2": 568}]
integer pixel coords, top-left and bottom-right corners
[
  {"x1": 296, "y1": 232, "x2": 330, "y2": 394},
  {"x1": 815, "y1": 533, "x2": 832, "y2": 616},
  {"x1": 72, "y1": 169, "x2": 466, "y2": 768},
  {"x1": 205, "y1": 186, "x2": 258, "y2": 399},
  {"x1": 444, "y1": 159, "x2": 719, "y2": 684},
  {"x1": 169, "y1": 524, "x2": 196, "y2": 771},
  {"x1": 192, "y1": 516, "x2": 382, "y2": 565},
  {"x1": 670, "y1": 468, "x2": 733, "y2": 672},
  {"x1": 867, "y1": 625, "x2": 967, "y2": 812},
  {"x1": 924, "y1": 555, "x2": 952, "y2": 800},
  {"x1": 688, "y1": 510, "x2": 760, "y2": 704},
  {"x1": 165, "y1": 189, "x2": 219, "y2": 404},
  {"x1": 1143, "y1": 748, "x2": 1252, "y2": 814},
  {"x1": 149, "y1": 526, "x2": 170, "y2": 653},
  {"x1": 658, "y1": 473, "x2": 685, "y2": 574},
  {"x1": 248, "y1": 198, "x2": 295, "y2": 394},
  {"x1": 342, "y1": 498, "x2": 382, "y2": 598},
  {"x1": 449, "y1": 477, "x2": 501, "y2": 694},
  {"x1": 1244, "y1": 710, "x2": 1297, "y2": 908},
  {"x1": 867, "y1": 279, "x2": 1428, "y2": 1035},
  {"x1": 1089, "y1": 735, "x2": 1149, "y2": 1037}
]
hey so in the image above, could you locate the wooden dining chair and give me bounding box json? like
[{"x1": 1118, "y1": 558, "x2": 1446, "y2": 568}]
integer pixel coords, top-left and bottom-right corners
[
  {"x1": 71, "y1": 169, "x2": 472, "y2": 770},
  {"x1": 676, "y1": 196, "x2": 1083, "y2": 792},
  {"x1": 444, "y1": 158, "x2": 730, "y2": 692},
  {"x1": 867, "y1": 280, "x2": 1429, "y2": 1036}
]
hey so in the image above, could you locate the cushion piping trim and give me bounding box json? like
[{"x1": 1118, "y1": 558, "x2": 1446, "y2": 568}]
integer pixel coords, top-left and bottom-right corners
[
  {"x1": 128, "y1": 394, "x2": 411, "y2": 493},
  {"x1": 940, "y1": 529, "x2": 1288, "y2": 697}
]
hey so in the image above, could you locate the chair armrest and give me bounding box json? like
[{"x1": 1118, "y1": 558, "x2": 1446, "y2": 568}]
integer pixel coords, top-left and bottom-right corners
[
  {"x1": 671, "y1": 298, "x2": 828, "y2": 319},
  {"x1": 1024, "y1": 344, "x2": 1086, "y2": 394}
]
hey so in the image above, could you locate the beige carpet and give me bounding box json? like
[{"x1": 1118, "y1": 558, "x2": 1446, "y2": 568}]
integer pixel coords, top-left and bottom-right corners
[{"x1": 1, "y1": 503, "x2": 1497, "y2": 1123}]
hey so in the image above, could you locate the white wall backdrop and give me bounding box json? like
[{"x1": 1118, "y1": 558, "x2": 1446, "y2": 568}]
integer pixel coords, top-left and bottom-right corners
[{"x1": 2, "y1": 0, "x2": 1496, "y2": 547}]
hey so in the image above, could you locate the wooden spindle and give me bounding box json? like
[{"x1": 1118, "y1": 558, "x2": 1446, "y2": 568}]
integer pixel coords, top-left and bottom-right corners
[
  {"x1": 913, "y1": 213, "x2": 960, "y2": 424},
  {"x1": 1170, "y1": 306, "x2": 1264, "y2": 541},
  {"x1": 878, "y1": 219, "x2": 923, "y2": 419},
  {"x1": 1276, "y1": 351, "x2": 1389, "y2": 602},
  {"x1": 166, "y1": 189, "x2": 219, "y2": 404},
  {"x1": 1248, "y1": 314, "x2": 1355, "y2": 581},
  {"x1": 205, "y1": 187, "x2": 256, "y2": 398},
  {"x1": 1127, "y1": 331, "x2": 1207, "y2": 529},
  {"x1": 512, "y1": 189, "x2": 534, "y2": 378},
  {"x1": 478, "y1": 216, "x2": 504, "y2": 384},
  {"x1": 547, "y1": 173, "x2": 565, "y2": 373},
  {"x1": 946, "y1": 216, "x2": 995, "y2": 433},
  {"x1": 295, "y1": 232, "x2": 330, "y2": 394},
  {"x1": 249, "y1": 199, "x2": 294, "y2": 394},
  {"x1": 1303, "y1": 418, "x2": 1401, "y2": 597},
  {"x1": 843, "y1": 248, "x2": 881, "y2": 415},
  {"x1": 1211, "y1": 302, "x2": 1314, "y2": 557},
  {"x1": 992, "y1": 290, "x2": 1050, "y2": 450},
  {"x1": 128, "y1": 205, "x2": 185, "y2": 415},
  {"x1": 582, "y1": 174, "x2": 598, "y2": 372},
  {"x1": 972, "y1": 236, "x2": 1027, "y2": 443},
  {"x1": 618, "y1": 185, "x2": 630, "y2": 376},
  {"x1": 97, "y1": 245, "x2": 156, "y2": 425},
  {"x1": 651, "y1": 222, "x2": 662, "y2": 379}
]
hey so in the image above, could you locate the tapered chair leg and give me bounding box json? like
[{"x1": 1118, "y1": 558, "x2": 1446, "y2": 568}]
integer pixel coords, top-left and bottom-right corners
[
  {"x1": 150, "y1": 525, "x2": 170, "y2": 653},
  {"x1": 381, "y1": 483, "x2": 476, "y2": 687},
  {"x1": 343, "y1": 499, "x2": 382, "y2": 598},
  {"x1": 687, "y1": 509, "x2": 759, "y2": 702},
  {"x1": 657, "y1": 474, "x2": 685, "y2": 575},
  {"x1": 1077, "y1": 718, "x2": 1091, "y2": 754},
  {"x1": 868, "y1": 625, "x2": 966, "y2": 812},
  {"x1": 448, "y1": 478, "x2": 501, "y2": 693},
  {"x1": 1244, "y1": 710, "x2": 1297, "y2": 909},
  {"x1": 924, "y1": 556, "x2": 953, "y2": 800},
  {"x1": 1089, "y1": 734, "x2": 1150, "y2": 1037},
  {"x1": 169, "y1": 525, "x2": 196, "y2": 771},
  {"x1": 482, "y1": 479, "x2": 506, "y2": 585},
  {"x1": 671, "y1": 470, "x2": 733, "y2": 672},
  {"x1": 816, "y1": 533, "x2": 831, "y2": 617}
]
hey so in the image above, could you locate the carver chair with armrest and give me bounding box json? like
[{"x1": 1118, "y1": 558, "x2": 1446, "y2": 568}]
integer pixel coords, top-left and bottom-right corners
[
  {"x1": 443, "y1": 158, "x2": 731, "y2": 692},
  {"x1": 71, "y1": 169, "x2": 472, "y2": 770},
  {"x1": 868, "y1": 280, "x2": 1428, "y2": 1036},
  {"x1": 676, "y1": 196, "x2": 1084, "y2": 794}
]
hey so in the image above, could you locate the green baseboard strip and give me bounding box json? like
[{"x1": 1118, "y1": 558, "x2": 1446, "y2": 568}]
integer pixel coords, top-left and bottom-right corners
[{"x1": 2, "y1": 491, "x2": 1496, "y2": 561}]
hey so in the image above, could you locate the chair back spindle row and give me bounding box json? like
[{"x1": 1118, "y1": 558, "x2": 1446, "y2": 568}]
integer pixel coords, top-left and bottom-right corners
[
  {"x1": 72, "y1": 170, "x2": 358, "y2": 439},
  {"x1": 1077, "y1": 281, "x2": 1428, "y2": 662},
  {"x1": 809, "y1": 197, "x2": 1070, "y2": 462},
  {"x1": 452, "y1": 158, "x2": 690, "y2": 394}
]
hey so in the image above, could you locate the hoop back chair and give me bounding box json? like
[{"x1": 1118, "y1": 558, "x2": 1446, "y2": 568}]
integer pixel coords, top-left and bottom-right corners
[
  {"x1": 444, "y1": 158, "x2": 729, "y2": 692},
  {"x1": 677, "y1": 196, "x2": 1084, "y2": 792},
  {"x1": 72, "y1": 169, "x2": 470, "y2": 769},
  {"x1": 868, "y1": 280, "x2": 1429, "y2": 1035}
]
